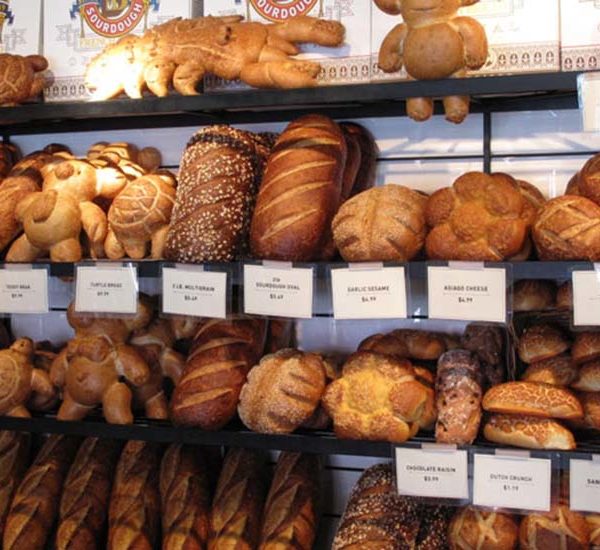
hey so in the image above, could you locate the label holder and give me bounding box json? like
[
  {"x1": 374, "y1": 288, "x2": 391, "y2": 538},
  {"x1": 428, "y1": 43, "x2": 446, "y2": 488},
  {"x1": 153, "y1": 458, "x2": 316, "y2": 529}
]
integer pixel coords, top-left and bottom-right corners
[{"x1": 0, "y1": 263, "x2": 49, "y2": 315}]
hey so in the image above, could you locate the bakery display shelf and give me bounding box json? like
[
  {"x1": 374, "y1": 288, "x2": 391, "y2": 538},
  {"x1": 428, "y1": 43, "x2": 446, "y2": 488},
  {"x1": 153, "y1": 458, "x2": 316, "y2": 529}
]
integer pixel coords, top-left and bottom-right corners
[{"x1": 0, "y1": 72, "x2": 580, "y2": 135}]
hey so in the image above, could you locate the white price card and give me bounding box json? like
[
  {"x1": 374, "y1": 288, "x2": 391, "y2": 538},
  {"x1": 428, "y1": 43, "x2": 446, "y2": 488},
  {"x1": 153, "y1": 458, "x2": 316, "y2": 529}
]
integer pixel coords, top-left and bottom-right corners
[
  {"x1": 570, "y1": 457, "x2": 600, "y2": 513},
  {"x1": 0, "y1": 267, "x2": 48, "y2": 314},
  {"x1": 75, "y1": 265, "x2": 138, "y2": 314},
  {"x1": 473, "y1": 453, "x2": 552, "y2": 512},
  {"x1": 162, "y1": 266, "x2": 227, "y2": 319},
  {"x1": 394, "y1": 445, "x2": 469, "y2": 500},
  {"x1": 331, "y1": 265, "x2": 407, "y2": 319},
  {"x1": 244, "y1": 263, "x2": 313, "y2": 319},
  {"x1": 572, "y1": 269, "x2": 600, "y2": 326},
  {"x1": 428, "y1": 265, "x2": 506, "y2": 323}
]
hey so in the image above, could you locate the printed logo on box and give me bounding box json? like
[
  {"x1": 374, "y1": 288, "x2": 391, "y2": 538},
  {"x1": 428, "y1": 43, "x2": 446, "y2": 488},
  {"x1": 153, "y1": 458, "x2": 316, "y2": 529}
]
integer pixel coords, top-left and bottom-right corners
[
  {"x1": 69, "y1": 0, "x2": 159, "y2": 38},
  {"x1": 249, "y1": 0, "x2": 320, "y2": 22},
  {"x1": 0, "y1": 1, "x2": 14, "y2": 37}
]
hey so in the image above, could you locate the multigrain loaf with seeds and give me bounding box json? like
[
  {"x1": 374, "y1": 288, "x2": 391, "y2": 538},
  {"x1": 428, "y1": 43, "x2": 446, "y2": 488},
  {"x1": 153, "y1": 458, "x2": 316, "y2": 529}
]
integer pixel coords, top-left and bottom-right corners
[{"x1": 164, "y1": 126, "x2": 271, "y2": 263}]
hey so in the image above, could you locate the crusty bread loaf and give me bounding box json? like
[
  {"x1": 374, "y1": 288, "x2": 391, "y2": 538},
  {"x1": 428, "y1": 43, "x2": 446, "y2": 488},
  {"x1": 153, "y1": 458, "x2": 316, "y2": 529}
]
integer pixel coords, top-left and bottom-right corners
[
  {"x1": 164, "y1": 126, "x2": 271, "y2": 262},
  {"x1": 572, "y1": 360, "x2": 600, "y2": 392},
  {"x1": 461, "y1": 324, "x2": 505, "y2": 389},
  {"x1": 556, "y1": 281, "x2": 573, "y2": 310},
  {"x1": 108, "y1": 440, "x2": 161, "y2": 550},
  {"x1": 238, "y1": 349, "x2": 326, "y2": 434},
  {"x1": 358, "y1": 329, "x2": 446, "y2": 361},
  {"x1": 533, "y1": 195, "x2": 600, "y2": 260},
  {"x1": 4, "y1": 435, "x2": 79, "y2": 550},
  {"x1": 587, "y1": 514, "x2": 600, "y2": 547},
  {"x1": 332, "y1": 184, "x2": 427, "y2": 262},
  {"x1": 209, "y1": 448, "x2": 266, "y2": 550},
  {"x1": 339, "y1": 122, "x2": 378, "y2": 198},
  {"x1": 576, "y1": 151, "x2": 600, "y2": 206},
  {"x1": 435, "y1": 350, "x2": 483, "y2": 445},
  {"x1": 259, "y1": 452, "x2": 320, "y2": 550},
  {"x1": 170, "y1": 318, "x2": 266, "y2": 430},
  {"x1": 483, "y1": 414, "x2": 576, "y2": 450},
  {"x1": 449, "y1": 507, "x2": 519, "y2": 550},
  {"x1": 250, "y1": 114, "x2": 346, "y2": 261},
  {"x1": 522, "y1": 355, "x2": 578, "y2": 387},
  {"x1": 56, "y1": 437, "x2": 122, "y2": 550},
  {"x1": 340, "y1": 124, "x2": 361, "y2": 201},
  {"x1": 513, "y1": 279, "x2": 556, "y2": 311},
  {"x1": 518, "y1": 324, "x2": 570, "y2": 364},
  {"x1": 572, "y1": 332, "x2": 600, "y2": 365},
  {"x1": 482, "y1": 381, "x2": 583, "y2": 419},
  {"x1": 577, "y1": 391, "x2": 600, "y2": 430},
  {"x1": 0, "y1": 432, "x2": 29, "y2": 541},
  {"x1": 520, "y1": 504, "x2": 590, "y2": 549},
  {"x1": 160, "y1": 444, "x2": 211, "y2": 550},
  {"x1": 518, "y1": 179, "x2": 546, "y2": 227}
]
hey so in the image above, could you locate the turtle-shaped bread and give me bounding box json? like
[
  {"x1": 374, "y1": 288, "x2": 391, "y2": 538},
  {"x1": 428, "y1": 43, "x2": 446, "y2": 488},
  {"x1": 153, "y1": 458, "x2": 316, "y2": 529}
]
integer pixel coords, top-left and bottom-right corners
[
  {"x1": 105, "y1": 172, "x2": 177, "y2": 260},
  {"x1": 0, "y1": 338, "x2": 56, "y2": 417},
  {"x1": 0, "y1": 54, "x2": 48, "y2": 106}
]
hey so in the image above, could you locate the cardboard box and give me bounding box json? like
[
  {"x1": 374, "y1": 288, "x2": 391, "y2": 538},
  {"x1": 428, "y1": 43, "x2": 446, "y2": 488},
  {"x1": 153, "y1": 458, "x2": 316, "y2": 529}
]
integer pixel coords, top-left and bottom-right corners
[
  {"x1": 203, "y1": 0, "x2": 371, "y2": 91},
  {"x1": 371, "y1": 0, "x2": 560, "y2": 82},
  {"x1": 43, "y1": 0, "x2": 203, "y2": 102},
  {"x1": 560, "y1": 0, "x2": 600, "y2": 72},
  {"x1": 0, "y1": 0, "x2": 42, "y2": 56}
]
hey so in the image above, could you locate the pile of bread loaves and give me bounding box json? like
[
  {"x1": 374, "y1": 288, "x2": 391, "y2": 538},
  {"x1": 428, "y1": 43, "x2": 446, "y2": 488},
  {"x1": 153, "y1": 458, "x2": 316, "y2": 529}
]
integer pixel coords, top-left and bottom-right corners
[
  {"x1": 0, "y1": 433, "x2": 320, "y2": 550},
  {"x1": 333, "y1": 463, "x2": 599, "y2": 549}
]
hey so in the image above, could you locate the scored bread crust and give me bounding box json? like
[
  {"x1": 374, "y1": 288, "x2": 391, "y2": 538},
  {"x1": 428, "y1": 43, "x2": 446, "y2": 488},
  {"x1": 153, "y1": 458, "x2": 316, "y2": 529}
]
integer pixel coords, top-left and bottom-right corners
[
  {"x1": 521, "y1": 354, "x2": 579, "y2": 387},
  {"x1": 0, "y1": 432, "x2": 29, "y2": 542},
  {"x1": 449, "y1": 506, "x2": 519, "y2": 550},
  {"x1": 482, "y1": 381, "x2": 583, "y2": 419},
  {"x1": 519, "y1": 504, "x2": 590, "y2": 550},
  {"x1": 518, "y1": 324, "x2": 570, "y2": 364}
]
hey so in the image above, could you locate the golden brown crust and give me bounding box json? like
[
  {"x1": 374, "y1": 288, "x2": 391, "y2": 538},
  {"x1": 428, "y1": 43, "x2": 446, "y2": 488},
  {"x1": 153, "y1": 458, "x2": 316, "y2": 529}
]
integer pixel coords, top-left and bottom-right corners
[
  {"x1": 572, "y1": 332, "x2": 600, "y2": 365},
  {"x1": 482, "y1": 381, "x2": 583, "y2": 419},
  {"x1": 556, "y1": 281, "x2": 573, "y2": 310},
  {"x1": 518, "y1": 324, "x2": 570, "y2": 364},
  {"x1": 577, "y1": 152, "x2": 600, "y2": 206},
  {"x1": 449, "y1": 506, "x2": 519, "y2": 550},
  {"x1": 576, "y1": 391, "x2": 600, "y2": 430},
  {"x1": 339, "y1": 122, "x2": 378, "y2": 197},
  {"x1": 587, "y1": 514, "x2": 600, "y2": 546},
  {"x1": 517, "y1": 179, "x2": 546, "y2": 227},
  {"x1": 512, "y1": 279, "x2": 556, "y2": 312},
  {"x1": 358, "y1": 329, "x2": 446, "y2": 361},
  {"x1": 0, "y1": 432, "x2": 29, "y2": 542},
  {"x1": 521, "y1": 355, "x2": 578, "y2": 387},
  {"x1": 572, "y1": 360, "x2": 600, "y2": 392},
  {"x1": 520, "y1": 504, "x2": 590, "y2": 550}
]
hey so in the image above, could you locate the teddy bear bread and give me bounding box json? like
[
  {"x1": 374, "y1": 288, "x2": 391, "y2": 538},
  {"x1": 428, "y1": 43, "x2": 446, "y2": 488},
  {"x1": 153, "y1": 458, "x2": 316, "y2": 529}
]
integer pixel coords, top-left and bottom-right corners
[
  {"x1": 375, "y1": 0, "x2": 488, "y2": 123},
  {"x1": 0, "y1": 54, "x2": 48, "y2": 106}
]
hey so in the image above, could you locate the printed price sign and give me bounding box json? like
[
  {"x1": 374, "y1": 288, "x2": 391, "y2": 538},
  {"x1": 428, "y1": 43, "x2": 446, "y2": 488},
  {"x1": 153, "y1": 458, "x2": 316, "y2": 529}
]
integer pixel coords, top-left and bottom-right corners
[
  {"x1": 331, "y1": 265, "x2": 407, "y2": 319},
  {"x1": 244, "y1": 263, "x2": 313, "y2": 318},
  {"x1": 572, "y1": 269, "x2": 600, "y2": 326},
  {"x1": 162, "y1": 266, "x2": 227, "y2": 319},
  {"x1": 473, "y1": 453, "x2": 552, "y2": 512},
  {"x1": 75, "y1": 264, "x2": 138, "y2": 314},
  {"x1": 428, "y1": 264, "x2": 507, "y2": 323},
  {"x1": 0, "y1": 266, "x2": 48, "y2": 314},
  {"x1": 570, "y1": 457, "x2": 600, "y2": 513},
  {"x1": 394, "y1": 445, "x2": 469, "y2": 500}
]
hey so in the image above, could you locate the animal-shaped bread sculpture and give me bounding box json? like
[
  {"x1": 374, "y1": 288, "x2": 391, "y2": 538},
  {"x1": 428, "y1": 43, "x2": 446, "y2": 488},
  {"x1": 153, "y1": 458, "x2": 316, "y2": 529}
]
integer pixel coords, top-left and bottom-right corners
[
  {"x1": 0, "y1": 338, "x2": 56, "y2": 417},
  {"x1": 49, "y1": 299, "x2": 155, "y2": 424},
  {"x1": 0, "y1": 54, "x2": 48, "y2": 106},
  {"x1": 85, "y1": 15, "x2": 345, "y2": 99},
  {"x1": 374, "y1": 0, "x2": 488, "y2": 123}
]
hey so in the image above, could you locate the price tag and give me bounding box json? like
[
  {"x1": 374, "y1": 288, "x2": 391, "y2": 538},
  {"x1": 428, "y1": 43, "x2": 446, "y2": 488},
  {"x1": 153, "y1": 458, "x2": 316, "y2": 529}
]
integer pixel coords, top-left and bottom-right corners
[
  {"x1": 569, "y1": 457, "x2": 600, "y2": 512},
  {"x1": 331, "y1": 265, "x2": 407, "y2": 319},
  {"x1": 75, "y1": 264, "x2": 138, "y2": 314},
  {"x1": 473, "y1": 453, "x2": 552, "y2": 512},
  {"x1": 394, "y1": 445, "x2": 469, "y2": 500},
  {"x1": 428, "y1": 264, "x2": 506, "y2": 323},
  {"x1": 162, "y1": 266, "x2": 227, "y2": 319},
  {"x1": 0, "y1": 266, "x2": 48, "y2": 314},
  {"x1": 244, "y1": 263, "x2": 313, "y2": 319},
  {"x1": 572, "y1": 269, "x2": 600, "y2": 326}
]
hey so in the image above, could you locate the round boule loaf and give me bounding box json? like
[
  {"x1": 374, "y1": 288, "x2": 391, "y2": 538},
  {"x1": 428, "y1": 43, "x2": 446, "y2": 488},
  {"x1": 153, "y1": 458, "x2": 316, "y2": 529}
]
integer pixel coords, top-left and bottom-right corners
[
  {"x1": 520, "y1": 504, "x2": 590, "y2": 550},
  {"x1": 576, "y1": 151, "x2": 600, "y2": 205},
  {"x1": 518, "y1": 324, "x2": 570, "y2": 364}
]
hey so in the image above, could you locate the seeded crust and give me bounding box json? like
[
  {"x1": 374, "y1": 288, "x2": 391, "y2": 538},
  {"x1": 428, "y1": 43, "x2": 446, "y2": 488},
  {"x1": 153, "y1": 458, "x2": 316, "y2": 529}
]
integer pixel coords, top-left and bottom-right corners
[
  {"x1": 518, "y1": 324, "x2": 570, "y2": 364},
  {"x1": 522, "y1": 354, "x2": 579, "y2": 387},
  {"x1": 572, "y1": 332, "x2": 600, "y2": 365}
]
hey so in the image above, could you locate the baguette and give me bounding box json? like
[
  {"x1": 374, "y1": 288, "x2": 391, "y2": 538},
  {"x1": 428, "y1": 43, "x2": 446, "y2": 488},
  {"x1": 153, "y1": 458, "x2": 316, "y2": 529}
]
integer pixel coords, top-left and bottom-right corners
[
  {"x1": 209, "y1": 448, "x2": 267, "y2": 550},
  {"x1": 108, "y1": 440, "x2": 161, "y2": 550},
  {"x1": 4, "y1": 435, "x2": 80, "y2": 550},
  {"x1": 259, "y1": 452, "x2": 321, "y2": 550},
  {"x1": 160, "y1": 444, "x2": 211, "y2": 550},
  {"x1": 0, "y1": 431, "x2": 30, "y2": 541},
  {"x1": 56, "y1": 437, "x2": 122, "y2": 550}
]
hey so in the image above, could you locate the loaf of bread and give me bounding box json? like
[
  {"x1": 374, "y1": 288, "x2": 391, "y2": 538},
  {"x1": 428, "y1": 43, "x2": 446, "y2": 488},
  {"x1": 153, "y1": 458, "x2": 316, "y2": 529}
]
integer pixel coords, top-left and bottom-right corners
[
  {"x1": 533, "y1": 195, "x2": 600, "y2": 260},
  {"x1": 575, "y1": 151, "x2": 600, "y2": 206},
  {"x1": 425, "y1": 171, "x2": 527, "y2": 261},
  {"x1": 513, "y1": 279, "x2": 556, "y2": 311},
  {"x1": 483, "y1": 414, "x2": 576, "y2": 450},
  {"x1": 160, "y1": 444, "x2": 211, "y2": 550},
  {"x1": 108, "y1": 440, "x2": 161, "y2": 550},
  {"x1": 520, "y1": 504, "x2": 590, "y2": 549},
  {"x1": 339, "y1": 122, "x2": 378, "y2": 197},
  {"x1": 415, "y1": 505, "x2": 453, "y2": 549},
  {"x1": 587, "y1": 514, "x2": 600, "y2": 547},
  {"x1": 209, "y1": 448, "x2": 266, "y2": 550},
  {"x1": 577, "y1": 391, "x2": 600, "y2": 430},
  {"x1": 164, "y1": 126, "x2": 271, "y2": 262},
  {"x1": 238, "y1": 349, "x2": 326, "y2": 434},
  {"x1": 482, "y1": 381, "x2": 583, "y2": 419},
  {"x1": 449, "y1": 507, "x2": 519, "y2": 550},
  {"x1": 332, "y1": 184, "x2": 427, "y2": 262},
  {"x1": 518, "y1": 324, "x2": 570, "y2": 364},
  {"x1": 322, "y1": 351, "x2": 434, "y2": 443},
  {"x1": 556, "y1": 281, "x2": 573, "y2": 310},
  {"x1": 572, "y1": 332, "x2": 600, "y2": 365},
  {"x1": 572, "y1": 360, "x2": 600, "y2": 392},
  {"x1": 259, "y1": 452, "x2": 320, "y2": 550},
  {"x1": 518, "y1": 179, "x2": 546, "y2": 226},
  {"x1": 460, "y1": 324, "x2": 505, "y2": 389},
  {"x1": 57, "y1": 437, "x2": 122, "y2": 550},
  {"x1": 170, "y1": 317, "x2": 267, "y2": 430},
  {"x1": 435, "y1": 350, "x2": 483, "y2": 445},
  {"x1": 522, "y1": 355, "x2": 578, "y2": 387},
  {"x1": 358, "y1": 329, "x2": 447, "y2": 361},
  {"x1": 250, "y1": 114, "x2": 346, "y2": 261},
  {"x1": 0, "y1": 142, "x2": 21, "y2": 179},
  {"x1": 0, "y1": 432, "x2": 29, "y2": 541},
  {"x1": 4, "y1": 435, "x2": 79, "y2": 550}
]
